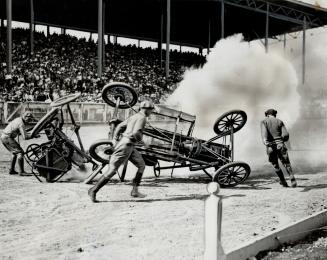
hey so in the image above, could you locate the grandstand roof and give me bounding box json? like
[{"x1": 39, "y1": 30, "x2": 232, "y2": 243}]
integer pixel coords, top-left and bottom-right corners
[{"x1": 1, "y1": 0, "x2": 327, "y2": 48}]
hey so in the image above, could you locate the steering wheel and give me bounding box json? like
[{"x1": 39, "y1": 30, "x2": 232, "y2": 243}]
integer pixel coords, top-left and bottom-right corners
[
  {"x1": 102, "y1": 82, "x2": 138, "y2": 109},
  {"x1": 50, "y1": 93, "x2": 81, "y2": 107},
  {"x1": 213, "y1": 110, "x2": 247, "y2": 136},
  {"x1": 30, "y1": 108, "x2": 60, "y2": 138}
]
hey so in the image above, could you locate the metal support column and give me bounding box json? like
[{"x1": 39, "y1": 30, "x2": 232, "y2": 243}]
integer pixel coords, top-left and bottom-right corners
[
  {"x1": 6, "y1": 0, "x2": 12, "y2": 74},
  {"x1": 207, "y1": 19, "x2": 211, "y2": 54},
  {"x1": 283, "y1": 33, "x2": 286, "y2": 50},
  {"x1": 265, "y1": 3, "x2": 269, "y2": 53},
  {"x1": 221, "y1": 0, "x2": 225, "y2": 39},
  {"x1": 29, "y1": 0, "x2": 34, "y2": 55},
  {"x1": 302, "y1": 17, "x2": 306, "y2": 84},
  {"x1": 159, "y1": 11, "x2": 163, "y2": 68},
  {"x1": 47, "y1": 25, "x2": 50, "y2": 36},
  {"x1": 97, "y1": 0, "x2": 103, "y2": 77},
  {"x1": 61, "y1": 28, "x2": 66, "y2": 35},
  {"x1": 165, "y1": 0, "x2": 171, "y2": 85},
  {"x1": 102, "y1": 0, "x2": 105, "y2": 69}
]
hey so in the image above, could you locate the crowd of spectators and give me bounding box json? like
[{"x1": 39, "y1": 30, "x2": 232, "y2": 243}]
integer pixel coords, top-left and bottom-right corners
[{"x1": 0, "y1": 28, "x2": 205, "y2": 104}]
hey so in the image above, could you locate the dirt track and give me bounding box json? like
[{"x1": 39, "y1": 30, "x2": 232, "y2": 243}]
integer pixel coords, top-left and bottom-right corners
[
  {"x1": 1, "y1": 126, "x2": 327, "y2": 259},
  {"x1": 1, "y1": 159, "x2": 327, "y2": 260}
]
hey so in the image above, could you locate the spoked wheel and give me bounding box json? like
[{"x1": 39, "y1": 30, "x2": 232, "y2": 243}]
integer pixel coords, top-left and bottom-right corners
[
  {"x1": 213, "y1": 110, "x2": 247, "y2": 136},
  {"x1": 50, "y1": 93, "x2": 81, "y2": 107},
  {"x1": 25, "y1": 144, "x2": 43, "y2": 163},
  {"x1": 213, "y1": 161, "x2": 251, "y2": 187},
  {"x1": 154, "y1": 161, "x2": 160, "y2": 178},
  {"x1": 102, "y1": 82, "x2": 138, "y2": 109},
  {"x1": 88, "y1": 139, "x2": 114, "y2": 164}
]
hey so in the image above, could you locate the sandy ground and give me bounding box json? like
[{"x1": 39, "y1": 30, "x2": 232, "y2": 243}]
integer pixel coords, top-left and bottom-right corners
[{"x1": 1, "y1": 125, "x2": 327, "y2": 260}]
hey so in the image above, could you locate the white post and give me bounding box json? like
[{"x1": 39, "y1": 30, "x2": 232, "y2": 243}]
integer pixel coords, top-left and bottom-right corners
[
  {"x1": 80, "y1": 103, "x2": 84, "y2": 123},
  {"x1": 204, "y1": 182, "x2": 226, "y2": 260}
]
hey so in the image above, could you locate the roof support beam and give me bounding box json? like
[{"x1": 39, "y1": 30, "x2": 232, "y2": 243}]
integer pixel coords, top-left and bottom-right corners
[
  {"x1": 218, "y1": 0, "x2": 320, "y2": 27},
  {"x1": 6, "y1": 0, "x2": 12, "y2": 74}
]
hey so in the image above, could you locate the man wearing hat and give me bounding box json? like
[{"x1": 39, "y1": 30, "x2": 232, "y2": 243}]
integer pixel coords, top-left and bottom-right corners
[
  {"x1": 1, "y1": 111, "x2": 38, "y2": 176},
  {"x1": 261, "y1": 109, "x2": 297, "y2": 188},
  {"x1": 88, "y1": 100, "x2": 155, "y2": 202}
]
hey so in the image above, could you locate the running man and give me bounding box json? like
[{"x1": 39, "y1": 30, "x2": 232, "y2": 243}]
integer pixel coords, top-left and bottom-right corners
[
  {"x1": 88, "y1": 100, "x2": 155, "y2": 202},
  {"x1": 261, "y1": 109, "x2": 297, "y2": 188}
]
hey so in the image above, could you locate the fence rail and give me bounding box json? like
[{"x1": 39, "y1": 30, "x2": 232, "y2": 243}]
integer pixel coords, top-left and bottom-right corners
[{"x1": 0, "y1": 101, "x2": 132, "y2": 125}]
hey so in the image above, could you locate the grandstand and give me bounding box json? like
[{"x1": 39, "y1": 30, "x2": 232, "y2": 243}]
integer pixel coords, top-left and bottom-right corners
[{"x1": 1, "y1": 0, "x2": 327, "y2": 105}]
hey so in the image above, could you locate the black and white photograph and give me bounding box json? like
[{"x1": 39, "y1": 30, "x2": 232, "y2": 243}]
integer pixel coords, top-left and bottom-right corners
[{"x1": 1, "y1": 0, "x2": 327, "y2": 259}]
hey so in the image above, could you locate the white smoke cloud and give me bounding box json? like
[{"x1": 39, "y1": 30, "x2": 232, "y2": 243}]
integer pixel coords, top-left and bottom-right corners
[
  {"x1": 265, "y1": 26, "x2": 327, "y2": 171},
  {"x1": 167, "y1": 34, "x2": 300, "y2": 170}
]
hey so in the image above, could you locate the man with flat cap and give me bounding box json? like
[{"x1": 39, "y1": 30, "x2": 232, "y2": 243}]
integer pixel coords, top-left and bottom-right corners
[
  {"x1": 88, "y1": 100, "x2": 155, "y2": 202},
  {"x1": 261, "y1": 109, "x2": 297, "y2": 188},
  {"x1": 1, "y1": 111, "x2": 38, "y2": 176}
]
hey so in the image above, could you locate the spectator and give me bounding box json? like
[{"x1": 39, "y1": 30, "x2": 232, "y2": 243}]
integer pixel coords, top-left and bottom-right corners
[{"x1": 0, "y1": 28, "x2": 206, "y2": 103}]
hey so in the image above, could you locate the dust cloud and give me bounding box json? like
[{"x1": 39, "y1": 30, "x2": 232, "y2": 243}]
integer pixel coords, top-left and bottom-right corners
[
  {"x1": 271, "y1": 27, "x2": 327, "y2": 169},
  {"x1": 167, "y1": 34, "x2": 300, "y2": 172}
]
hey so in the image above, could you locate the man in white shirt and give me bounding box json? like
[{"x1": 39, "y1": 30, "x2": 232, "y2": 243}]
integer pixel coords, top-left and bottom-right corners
[{"x1": 1, "y1": 111, "x2": 38, "y2": 176}]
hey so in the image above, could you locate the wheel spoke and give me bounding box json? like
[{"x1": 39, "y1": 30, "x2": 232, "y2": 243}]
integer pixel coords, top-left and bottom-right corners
[
  {"x1": 235, "y1": 167, "x2": 246, "y2": 174},
  {"x1": 233, "y1": 175, "x2": 244, "y2": 182}
]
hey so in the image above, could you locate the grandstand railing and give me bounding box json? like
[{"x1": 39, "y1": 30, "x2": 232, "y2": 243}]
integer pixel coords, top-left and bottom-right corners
[{"x1": 0, "y1": 102, "x2": 130, "y2": 125}]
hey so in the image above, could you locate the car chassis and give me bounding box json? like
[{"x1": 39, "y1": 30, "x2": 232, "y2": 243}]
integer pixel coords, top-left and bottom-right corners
[{"x1": 86, "y1": 83, "x2": 251, "y2": 187}]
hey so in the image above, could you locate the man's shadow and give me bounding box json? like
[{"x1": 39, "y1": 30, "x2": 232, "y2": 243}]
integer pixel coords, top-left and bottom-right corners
[
  {"x1": 107, "y1": 193, "x2": 246, "y2": 203},
  {"x1": 299, "y1": 183, "x2": 327, "y2": 192}
]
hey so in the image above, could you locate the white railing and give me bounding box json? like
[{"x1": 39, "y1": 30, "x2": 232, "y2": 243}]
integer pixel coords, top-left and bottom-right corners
[{"x1": 0, "y1": 101, "x2": 130, "y2": 124}]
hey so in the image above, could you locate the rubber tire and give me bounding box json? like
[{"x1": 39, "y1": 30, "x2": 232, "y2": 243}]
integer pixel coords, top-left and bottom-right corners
[{"x1": 213, "y1": 161, "x2": 251, "y2": 187}]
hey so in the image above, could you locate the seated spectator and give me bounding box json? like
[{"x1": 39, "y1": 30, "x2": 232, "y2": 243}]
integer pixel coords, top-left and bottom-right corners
[{"x1": 0, "y1": 28, "x2": 206, "y2": 103}]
